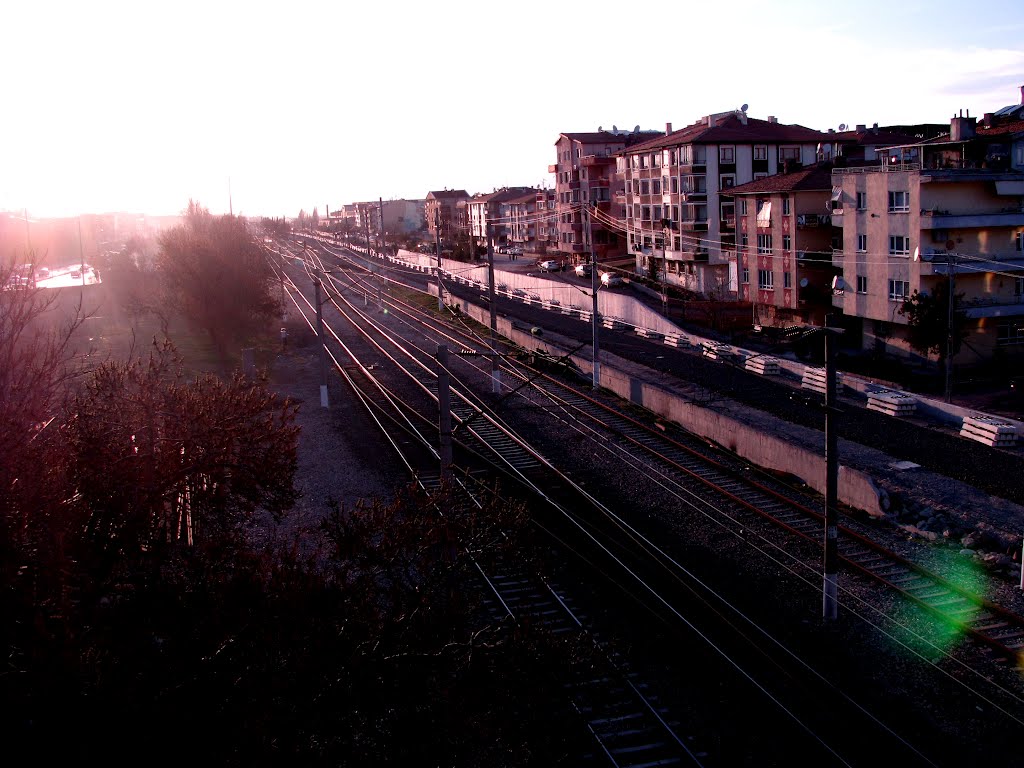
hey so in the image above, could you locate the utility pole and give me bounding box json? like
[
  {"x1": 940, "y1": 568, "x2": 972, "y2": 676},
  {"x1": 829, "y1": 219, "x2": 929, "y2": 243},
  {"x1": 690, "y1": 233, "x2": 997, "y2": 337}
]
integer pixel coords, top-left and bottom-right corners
[
  {"x1": 945, "y1": 251, "x2": 957, "y2": 403},
  {"x1": 823, "y1": 314, "x2": 839, "y2": 620},
  {"x1": 437, "y1": 344, "x2": 453, "y2": 477},
  {"x1": 486, "y1": 223, "x2": 501, "y2": 393},
  {"x1": 316, "y1": 276, "x2": 329, "y2": 408},
  {"x1": 434, "y1": 209, "x2": 444, "y2": 311},
  {"x1": 584, "y1": 202, "x2": 601, "y2": 389}
]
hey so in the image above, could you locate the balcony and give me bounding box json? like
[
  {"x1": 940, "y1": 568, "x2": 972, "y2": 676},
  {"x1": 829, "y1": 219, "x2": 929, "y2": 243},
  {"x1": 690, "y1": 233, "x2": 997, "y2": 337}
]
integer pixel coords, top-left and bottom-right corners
[
  {"x1": 830, "y1": 250, "x2": 843, "y2": 267},
  {"x1": 919, "y1": 209, "x2": 1024, "y2": 229},
  {"x1": 796, "y1": 214, "x2": 832, "y2": 228},
  {"x1": 960, "y1": 296, "x2": 1024, "y2": 319},
  {"x1": 582, "y1": 154, "x2": 615, "y2": 167}
]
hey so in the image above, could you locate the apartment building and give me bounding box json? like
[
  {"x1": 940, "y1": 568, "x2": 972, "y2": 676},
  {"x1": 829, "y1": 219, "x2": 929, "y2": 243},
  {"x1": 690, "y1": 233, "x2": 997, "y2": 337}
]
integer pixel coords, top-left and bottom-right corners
[
  {"x1": 831, "y1": 109, "x2": 1024, "y2": 365},
  {"x1": 534, "y1": 188, "x2": 557, "y2": 254},
  {"x1": 466, "y1": 187, "x2": 537, "y2": 250},
  {"x1": 507, "y1": 189, "x2": 541, "y2": 250},
  {"x1": 425, "y1": 190, "x2": 470, "y2": 243},
  {"x1": 551, "y1": 128, "x2": 660, "y2": 263},
  {"x1": 724, "y1": 164, "x2": 840, "y2": 328},
  {"x1": 618, "y1": 111, "x2": 825, "y2": 297}
]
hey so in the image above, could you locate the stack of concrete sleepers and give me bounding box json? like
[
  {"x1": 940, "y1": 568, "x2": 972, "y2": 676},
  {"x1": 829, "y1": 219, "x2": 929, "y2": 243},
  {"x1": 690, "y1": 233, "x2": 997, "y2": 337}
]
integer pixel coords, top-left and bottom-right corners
[
  {"x1": 702, "y1": 342, "x2": 735, "y2": 362},
  {"x1": 745, "y1": 356, "x2": 780, "y2": 375},
  {"x1": 801, "y1": 367, "x2": 843, "y2": 394},
  {"x1": 865, "y1": 389, "x2": 917, "y2": 417},
  {"x1": 960, "y1": 415, "x2": 1018, "y2": 447}
]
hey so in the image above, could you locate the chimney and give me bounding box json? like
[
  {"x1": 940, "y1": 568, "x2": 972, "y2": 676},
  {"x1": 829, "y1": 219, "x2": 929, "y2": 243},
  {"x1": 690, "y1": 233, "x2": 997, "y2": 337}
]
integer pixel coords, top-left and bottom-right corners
[
  {"x1": 1020, "y1": 84, "x2": 1024, "y2": 105},
  {"x1": 872, "y1": 122, "x2": 879, "y2": 134},
  {"x1": 983, "y1": 112, "x2": 994, "y2": 128},
  {"x1": 767, "y1": 115, "x2": 777, "y2": 124},
  {"x1": 855, "y1": 124, "x2": 866, "y2": 132},
  {"x1": 665, "y1": 122, "x2": 672, "y2": 134},
  {"x1": 950, "y1": 114, "x2": 977, "y2": 142}
]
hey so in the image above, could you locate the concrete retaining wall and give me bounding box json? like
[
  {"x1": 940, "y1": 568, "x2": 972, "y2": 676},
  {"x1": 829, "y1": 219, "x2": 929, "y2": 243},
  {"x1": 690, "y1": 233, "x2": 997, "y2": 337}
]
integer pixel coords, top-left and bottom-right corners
[{"x1": 443, "y1": 285, "x2": 888, "y2": 517}]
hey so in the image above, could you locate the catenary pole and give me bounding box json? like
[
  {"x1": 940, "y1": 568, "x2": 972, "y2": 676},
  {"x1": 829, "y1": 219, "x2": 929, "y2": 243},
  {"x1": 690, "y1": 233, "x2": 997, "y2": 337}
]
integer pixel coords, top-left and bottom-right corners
[
  {"x1": 486, "y1": 223, "x2": 500, "y2": 393},
  {"x1": 437, "y1": 344, "x2": 452, "y2": 477},
  {"x1": 823, "y1": 314, "x2": 839, "y2": 619},
  {"x1": 585, "y1": 201, "x2": 600, "y2": 389}
]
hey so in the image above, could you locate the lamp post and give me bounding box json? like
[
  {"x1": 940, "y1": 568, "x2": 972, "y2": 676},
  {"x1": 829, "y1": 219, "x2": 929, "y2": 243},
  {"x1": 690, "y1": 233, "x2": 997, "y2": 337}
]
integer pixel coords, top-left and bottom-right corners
[{"x1": 584, "y1": 202, "x2": 601, "y2": 389}]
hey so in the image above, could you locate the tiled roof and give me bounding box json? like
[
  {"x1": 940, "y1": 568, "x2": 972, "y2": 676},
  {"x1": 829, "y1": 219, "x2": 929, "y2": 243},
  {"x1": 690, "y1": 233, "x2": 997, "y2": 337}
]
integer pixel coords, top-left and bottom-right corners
[
  {"x1": 557, "y1": 130, "x2": 662, "y2": 147},
  {"x1": 427, "y1": 190, "x2": 469, "y2": 199},
  {"x1": 620, "y1": 114, "x2": 825, "y2": 154},
  {"x1": 978, "y1": 120, "x2": 1024, "y2": 137},
  {"x1": 724, "y1": 163, "x2": 836, "y2": 195},
  {"x1": 829, "y1": 128, "x2": 922, "y2": 145},
  {"x1": 470, "y1": 187, "x2": 539, "y2": 204}
]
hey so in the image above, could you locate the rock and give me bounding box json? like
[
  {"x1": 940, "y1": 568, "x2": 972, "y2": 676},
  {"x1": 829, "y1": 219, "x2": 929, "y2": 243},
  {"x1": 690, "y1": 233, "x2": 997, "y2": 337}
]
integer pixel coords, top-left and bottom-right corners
[{"x1": 959, "y1": 549, "x2": 976, "y2": 558}]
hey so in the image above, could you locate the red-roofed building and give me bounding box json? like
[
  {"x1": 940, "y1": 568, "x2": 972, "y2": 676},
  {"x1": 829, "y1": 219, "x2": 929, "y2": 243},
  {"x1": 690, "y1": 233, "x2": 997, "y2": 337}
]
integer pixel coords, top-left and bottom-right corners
[
  {"x1": 723, "y1": 163, "x2": 840, "y2": 327},
  {"x1": 425, "y1": 189, "x2": 470, "y2": 243},
  {"x1": 617, "y1": 111, "x2": 826, "y2": 298},
  {"x1": 551, "y1": 128, "x2": 661, "y2": 263}
]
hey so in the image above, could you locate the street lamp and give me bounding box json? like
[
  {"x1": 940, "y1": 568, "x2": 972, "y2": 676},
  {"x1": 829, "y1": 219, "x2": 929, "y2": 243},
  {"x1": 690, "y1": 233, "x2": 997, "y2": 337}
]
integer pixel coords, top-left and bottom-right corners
[{"x1": 294, "y1": 250, "x2": 331, "y2": 409}]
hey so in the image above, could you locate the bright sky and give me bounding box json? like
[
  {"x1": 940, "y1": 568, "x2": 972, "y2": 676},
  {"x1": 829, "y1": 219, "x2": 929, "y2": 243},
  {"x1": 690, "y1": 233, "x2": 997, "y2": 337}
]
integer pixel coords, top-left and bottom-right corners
[{"x1": 2, "y1": 0, "x2": 1022, "y2": 219}]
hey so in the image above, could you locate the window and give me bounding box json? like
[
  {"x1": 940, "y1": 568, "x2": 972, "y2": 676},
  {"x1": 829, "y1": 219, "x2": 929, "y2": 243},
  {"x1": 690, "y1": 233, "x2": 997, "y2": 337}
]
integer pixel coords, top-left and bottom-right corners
[
  {"x1": 857, "y1": 234, "x2": 867, "y2": 253},
  {"x1": 856, "y1": 275, "x2": 868, "y2": 294},
  {"x1": 653, "y1": 205, "x2": 663, "y2": 221},
  {"x1": 641, "y1": 206, "x2": 651, "y2": 221},
  {"x1": 653, "y1": 179, "x2": 662, "y2": 194},
  {"x1": 758, "y1": 269, "x2": 774, "y2": 290},
  {"x1": 695, "y1": 205, "x2": 708, "y2": 222},
  {"x1": 782, "y1": 198, "x2": 791, "y2": 215},
  {"x1": 720, "y1": 174, "x2": 735, "y2": 189},
  {"x1": 742, "y1": 268, "x2": 750, "y2": 284},
  {"x1": 888, "y1": 191, "x2": 910, "y2": 212},
  {"x1": 998, "y1": 321, "x2": 1024, "y2": 346},
  {"x1": 757, "y1": 234, "x2": 773, "y2": 254},
  {"x1": 721, "y1": 202, "x2": 735, "y2": 224},
  {"x1": 739, "y1": 199, "x2": 748, "y2": 215},
  {"x1": 856, "y1": 192, "x2": 867, "y2": 210},
  {"x1": 784, "y1": 271, "x2": 792, "y2": 289},
  {"x1": 719, "y1": 145, "x2": 735, "y2": 164},
  {"x1": 740, "y1": 233, "x2": 749, "y2": 249},
  {"x1": 889, "y1": 235, "x2": 910, "y2": 256},
  {"x1": 671, "y1": 205, "x2": 679, "y2": 221},
  {"x1": 779, "y1": 146, "x2": 801, "y2": 162},
  {"x1": 782, "y1": 234, "x2": 791, "y2": 251},
  {"x1": 888, "y1": 279, "x2": 910, "y2": 300},
  {"x1": 670, "y1": 176, "x2": 678, "y2": 194},
  {"x1": 754, "y1": 145, "x2": 768, "y2": 161},
  {"x1": 693, "y1": 145, "x2": 707, "y2": 164},
  {"x1": 1017, "y1": 277, "x2": 1024, "y2": 296},
  {"x1": 640, "y1": 180, "x2": 650, "y2": 195},
  {"x1": 651, "y1": 152, "x2": 661, "y2": 167},
  {"x1": 1017, "y1": 232, "x2": 1024, "y2": 251},
  {"x1": 753, "y1": 172, "x2": 768, "y2": 181}
]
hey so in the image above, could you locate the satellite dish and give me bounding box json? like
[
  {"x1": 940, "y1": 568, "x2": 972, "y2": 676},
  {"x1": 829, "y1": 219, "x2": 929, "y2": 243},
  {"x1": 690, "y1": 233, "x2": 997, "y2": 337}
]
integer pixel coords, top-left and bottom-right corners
[
  {"x1": 612, "y1": 124, "x2": 617, "y2": 131},
  {"x1": 799, "y1": 277, "x2": 809, "y2": 288},
  {"x1": 913, "y1": 246, "x2": 920, "y2": 261},
  {"x1": 838, "y1": 123, "x2": 847, "y2": 132},
  {"x1": 598, "y1": 126, "x2": 603, "y2": 132},
  {"x1": 634, "y1": 125, "x2": 640, "y2": 132},
  {"x1": 741, "y1": 103, "x2": 749, "y2": 113}
]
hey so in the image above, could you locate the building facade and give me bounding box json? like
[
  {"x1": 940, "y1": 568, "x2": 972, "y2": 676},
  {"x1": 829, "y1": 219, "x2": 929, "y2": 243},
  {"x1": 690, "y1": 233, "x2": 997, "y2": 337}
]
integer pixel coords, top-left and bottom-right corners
[
  {"x1": 425, "y1": 190, "x2": 470, "y2": 243},
  {"x1": 831, "y1": 111, "x2": 1024, "y2": 366},
  {"x1": 618, "y1": 112, "x2": 826, "y2": 297},
  {"x1": 551, "y1": 129, "x2": 660, "y2": 263},
  {"x1": 724, "y1": 164, "x2": 840, "y2": 328}
]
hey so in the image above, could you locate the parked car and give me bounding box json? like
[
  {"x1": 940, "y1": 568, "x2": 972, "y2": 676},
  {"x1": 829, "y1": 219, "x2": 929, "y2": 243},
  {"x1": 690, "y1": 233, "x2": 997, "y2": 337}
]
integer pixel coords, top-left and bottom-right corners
[
  {"x1": 497, "y1": 245, "x2": 509, "y2": 254},
  {"x1": 508, "y1": 247, "x2": 523, "y2": 256},
  {"x1": 538, "y1": 259, "x2": 559, "y2": 272},
  {"x1": 600, "y1": 271, "x2": 623, "y2": 287},
  {"x1": 574, "y1": 263, "x2": 592, "y2": 277}
]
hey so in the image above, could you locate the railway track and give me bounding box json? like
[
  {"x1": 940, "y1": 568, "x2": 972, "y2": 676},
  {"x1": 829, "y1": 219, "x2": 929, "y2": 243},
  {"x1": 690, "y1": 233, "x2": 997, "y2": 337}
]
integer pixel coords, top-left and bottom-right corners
[
  {"x1": 299, "y1": 238, "x2": 1024, "y2": 666},
  {"x1": 272, "y1": 247, "x2": 708, "y2": 766},
  {"x1": 274, "y1": 238, "x2": 1024, "y2": 762}
]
